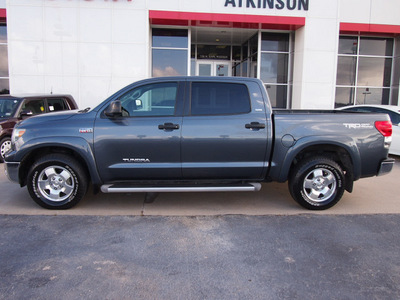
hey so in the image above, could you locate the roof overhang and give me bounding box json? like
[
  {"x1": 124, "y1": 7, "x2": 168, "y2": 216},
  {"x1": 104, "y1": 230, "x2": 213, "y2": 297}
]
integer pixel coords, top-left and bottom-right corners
[
  {"x1": 150, "y1": 10, "x2": 305, "y2": 31},
  {"x1": 340, "y1": 22, "x2": 400, "y2": 36}
]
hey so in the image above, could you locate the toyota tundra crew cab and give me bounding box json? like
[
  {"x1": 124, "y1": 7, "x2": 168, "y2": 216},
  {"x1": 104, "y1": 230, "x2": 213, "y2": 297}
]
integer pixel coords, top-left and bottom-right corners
[{"x1": 4, "y1": 77, "x2": 395, "y2": 210}]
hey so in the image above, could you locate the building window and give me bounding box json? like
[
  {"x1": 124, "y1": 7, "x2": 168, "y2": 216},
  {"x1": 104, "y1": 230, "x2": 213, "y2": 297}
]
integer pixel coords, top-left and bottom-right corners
[
  {"x1": 231, "y1": 34, "x2": 258, "y2": 79},
  {"x1": 0, "y1": 24, "x2": 9, "y2": 94},
  {"x1": 335, "y1": 36, "x2": 394, "y2": 107},
  {"x1": 152, "y1": 29, "x2": 188, "y2": 77},
  {"x1": 260, "y1": 33, "x2": 290, "y2": 108}
]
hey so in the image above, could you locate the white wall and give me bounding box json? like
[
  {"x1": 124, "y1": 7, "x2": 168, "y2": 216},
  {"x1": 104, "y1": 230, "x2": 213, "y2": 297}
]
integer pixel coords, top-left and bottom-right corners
[
  {"x1": 7, "y1": 0, "x2": 149, "y2": 108},
  {"x1": 340, "y1": 0, "x2": 400, "y2": 25},
  {"x1": 292, "y1": 0, "x2": 340, "y2": 109}
]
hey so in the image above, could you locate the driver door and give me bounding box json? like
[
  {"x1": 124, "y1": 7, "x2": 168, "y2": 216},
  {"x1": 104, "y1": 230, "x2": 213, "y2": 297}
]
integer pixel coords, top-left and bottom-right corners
[{"x1": 94, "y1": 81, "x2": 184, "y2": 182}]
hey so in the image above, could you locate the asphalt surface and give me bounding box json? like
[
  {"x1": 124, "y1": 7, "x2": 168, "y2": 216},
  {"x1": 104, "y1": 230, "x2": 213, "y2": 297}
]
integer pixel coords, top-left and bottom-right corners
[
  {"x1": 1, "y1": 157, "x2": 399, "y2": 299},
  {"x1": 1, "y1": 214, "x2": 400, "y2": 299}
]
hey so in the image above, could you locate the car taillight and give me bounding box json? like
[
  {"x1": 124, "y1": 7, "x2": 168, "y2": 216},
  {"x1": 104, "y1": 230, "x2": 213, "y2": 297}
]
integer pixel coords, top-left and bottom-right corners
[{"x1": 375, "y1": 121, "x2": 392, "y2": 137}]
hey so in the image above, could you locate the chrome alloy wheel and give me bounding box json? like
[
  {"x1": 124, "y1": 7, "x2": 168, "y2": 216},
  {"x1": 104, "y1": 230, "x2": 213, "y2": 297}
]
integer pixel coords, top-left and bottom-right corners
[
  {"x1": 302, "y1": 168, "x2": 337, "y2": 202},
  {"x1": 0, "y1": 139, "x2": 11, "y2": 158},
  {"x1": 37, "y1": 166, "x2": 75, "y2": 202}
]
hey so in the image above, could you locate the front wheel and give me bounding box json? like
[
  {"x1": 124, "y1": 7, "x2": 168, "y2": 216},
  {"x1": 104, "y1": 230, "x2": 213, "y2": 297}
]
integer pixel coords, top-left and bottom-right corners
[
  {"x1": 27, "y1": 154, "x2": 88, "y2": 209},
  {"x1": 288, "y1": 156, "x2": 345, "y2": 210}
]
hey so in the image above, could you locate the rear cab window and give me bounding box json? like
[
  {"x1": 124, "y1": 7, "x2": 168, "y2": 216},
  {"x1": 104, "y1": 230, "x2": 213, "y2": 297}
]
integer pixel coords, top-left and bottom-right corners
[
  {"x1": 47, "y1": 98, "x2": 69, "y2": 112},
  {"x1": 190, "y1": 82, "x2": 251, "y2": 116}
]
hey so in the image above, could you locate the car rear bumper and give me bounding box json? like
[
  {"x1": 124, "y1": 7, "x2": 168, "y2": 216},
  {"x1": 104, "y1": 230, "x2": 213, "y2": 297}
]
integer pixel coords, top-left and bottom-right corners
[
  {"x1": 377, "y1": 158, "x2": 395, "y2": 176},
  {"x1": 4, "y1": 162, "x2": 20, "y2": 183}
]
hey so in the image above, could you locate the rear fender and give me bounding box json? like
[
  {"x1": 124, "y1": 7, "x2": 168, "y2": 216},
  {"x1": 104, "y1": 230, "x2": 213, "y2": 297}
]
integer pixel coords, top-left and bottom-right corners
[{"x1": 273, "y1": 136, "x2": 361, "y2": 183}]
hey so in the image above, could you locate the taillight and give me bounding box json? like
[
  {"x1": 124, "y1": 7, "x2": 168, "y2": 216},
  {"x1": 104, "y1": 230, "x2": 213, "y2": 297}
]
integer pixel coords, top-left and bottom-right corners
[{"x1": 375, "y1": 121, "x2": 392, "y2": 137}]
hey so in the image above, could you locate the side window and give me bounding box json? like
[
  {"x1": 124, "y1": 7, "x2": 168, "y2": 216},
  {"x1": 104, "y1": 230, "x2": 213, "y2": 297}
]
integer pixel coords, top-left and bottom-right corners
[
  {"x1": 48, "y1": 98, "x2": 68, "y2": 112},
  {"x1": 119, "y1": 82, "x2": 178, "y2": 117},
  {"x1": 351, "y1": 108, "x2": 370, "y2": 113},
  {"x1": 389, "y1": 112, "x2": 400, "y2": 125},
  {"x1": 0, "y1": 99, "x2": 19, "y2": 117},
  {"x1": 374, "y1": 108, "x2": 400, "y2": 125},
  {"x1": 21, "y1": 99, "x2": 46, "y2": 115},
  {"x1": 191, "y1": 82, "x2": 251, "y2": 116}
]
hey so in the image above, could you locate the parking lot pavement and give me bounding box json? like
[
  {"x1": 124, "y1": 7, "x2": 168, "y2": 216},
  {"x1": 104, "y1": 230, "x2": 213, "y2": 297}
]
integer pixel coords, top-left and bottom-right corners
[
  {"x1": 1, "y1": 214, "x2": 400, "y2": 299},
  {"x1": 0, "y1": 156, "x2": 399, "y2": 216}
]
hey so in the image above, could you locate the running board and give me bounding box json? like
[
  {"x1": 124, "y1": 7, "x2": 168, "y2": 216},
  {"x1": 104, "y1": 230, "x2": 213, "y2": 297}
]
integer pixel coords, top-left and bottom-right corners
[{"x1": 100, "y1": 183, "x2": 262, "y2": 193}]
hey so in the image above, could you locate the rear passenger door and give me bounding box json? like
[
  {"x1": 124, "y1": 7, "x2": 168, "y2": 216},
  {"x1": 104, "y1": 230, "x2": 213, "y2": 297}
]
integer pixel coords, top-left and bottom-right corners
[{"x1": 181, "y1": 80, "x2": 268, "y2": 180}]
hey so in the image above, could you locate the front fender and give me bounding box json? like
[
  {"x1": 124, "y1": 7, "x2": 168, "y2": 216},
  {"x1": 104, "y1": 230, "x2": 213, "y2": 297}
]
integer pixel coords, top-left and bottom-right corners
[
  {"x1": 11, "y1": 136, "x2": 101, "y2": 186},
  {"x1": 271, "y1": 135, "x2": 361, "y2": 183}
]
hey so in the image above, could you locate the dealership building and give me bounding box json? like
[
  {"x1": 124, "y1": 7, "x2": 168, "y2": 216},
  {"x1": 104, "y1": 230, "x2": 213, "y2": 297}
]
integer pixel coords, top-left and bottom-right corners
[{"x1": 0, "y1": 0, "x2": 399, "y2": 109}]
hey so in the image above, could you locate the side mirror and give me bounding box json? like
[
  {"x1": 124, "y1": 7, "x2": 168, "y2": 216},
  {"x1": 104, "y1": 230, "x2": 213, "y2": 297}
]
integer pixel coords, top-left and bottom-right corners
[
  {"x1": 19, "y1": 110, "x2": 33, "y2": 119},
  {"x1": 104, "y1": 100, "x2": 122, "y2": 118}
]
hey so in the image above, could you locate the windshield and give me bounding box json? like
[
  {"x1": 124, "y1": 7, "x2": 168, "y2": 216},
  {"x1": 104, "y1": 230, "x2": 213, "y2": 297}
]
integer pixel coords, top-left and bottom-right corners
[{"x1": 0, "y1": 98, "x2": 21, "y2": 118}]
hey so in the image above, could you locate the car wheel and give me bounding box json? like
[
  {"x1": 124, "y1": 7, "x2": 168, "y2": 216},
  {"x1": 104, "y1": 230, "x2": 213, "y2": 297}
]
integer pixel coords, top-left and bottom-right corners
[
  {"x1": 288, "y1": 156, "x2": 345, "y2": 210},
  {"x1": 27, "y1": 154, "x2": 88, "y2": 209},
  {"x1": 0, "y1": 137, "x2": 11, "y2": 163}
]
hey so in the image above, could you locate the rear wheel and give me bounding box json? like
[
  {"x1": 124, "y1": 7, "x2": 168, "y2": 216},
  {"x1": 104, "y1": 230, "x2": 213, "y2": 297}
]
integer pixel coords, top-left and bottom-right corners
[
  {"x1": 0, "y1": 137, "x2": 11, "y2": 163},
  {"x1": 27, "y1": 154, "x2": 88, "y2": 209},
  {"x1": 288, "y1": 156, "x2": 345, "y2": 210}
]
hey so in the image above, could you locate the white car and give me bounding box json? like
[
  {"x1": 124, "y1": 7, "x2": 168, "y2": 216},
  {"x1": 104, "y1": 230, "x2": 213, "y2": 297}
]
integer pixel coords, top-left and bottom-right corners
[{"x1": 338, "y1": 105, "x2": 400, "y2": 156}]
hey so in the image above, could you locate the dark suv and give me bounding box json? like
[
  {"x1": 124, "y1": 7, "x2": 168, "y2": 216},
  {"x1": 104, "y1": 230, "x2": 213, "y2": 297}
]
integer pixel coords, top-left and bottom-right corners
[{"x1": 0, "y1": 94, "x2": 78, "y2": 162}]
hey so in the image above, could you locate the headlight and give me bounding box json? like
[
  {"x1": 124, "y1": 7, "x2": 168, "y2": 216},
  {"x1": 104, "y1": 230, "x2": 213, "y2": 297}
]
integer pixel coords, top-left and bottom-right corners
[{"x1": 11, "y1": 128, "x2": 26, "y2": 144}]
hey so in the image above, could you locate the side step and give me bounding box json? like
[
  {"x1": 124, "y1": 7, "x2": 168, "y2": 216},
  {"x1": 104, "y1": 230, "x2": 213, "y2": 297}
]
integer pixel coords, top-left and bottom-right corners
[{"x1": 100, "y1": 183, "x2": 262, "y2": 193}]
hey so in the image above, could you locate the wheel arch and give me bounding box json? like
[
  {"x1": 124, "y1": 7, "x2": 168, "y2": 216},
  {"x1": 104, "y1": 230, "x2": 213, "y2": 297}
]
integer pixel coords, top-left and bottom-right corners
[
  {"x1": 0, "y1": 134, "x2": 11, "y2": 140},
  {"x1": 17, "y1": 139, "x2": 100, "y2": 187},
  {"x1": 278, "y1": 138, "x2": 361, "y2": 193}
]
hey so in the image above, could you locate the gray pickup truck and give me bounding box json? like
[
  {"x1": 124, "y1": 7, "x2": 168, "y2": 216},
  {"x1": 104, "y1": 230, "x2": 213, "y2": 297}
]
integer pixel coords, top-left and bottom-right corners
[{"x1": 4, "y1": 77, "x2": 395, "y2": 210}]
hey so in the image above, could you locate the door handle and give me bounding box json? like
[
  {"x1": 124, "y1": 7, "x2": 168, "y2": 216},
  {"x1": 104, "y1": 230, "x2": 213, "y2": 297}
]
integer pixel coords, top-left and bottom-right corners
[
  {"x1": 158, "y1": 123, "x2": 180, "y2": 130},
  {"x1": 245, "y1": 122, "x2": 266, "y2": 129}
]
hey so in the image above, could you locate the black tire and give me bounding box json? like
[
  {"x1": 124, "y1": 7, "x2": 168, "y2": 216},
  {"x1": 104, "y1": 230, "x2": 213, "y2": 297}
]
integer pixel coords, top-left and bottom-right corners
[
  {"x1": 0, "y1": 137, "x2": 11, "y2": 163},
  {"x1": 288, "y1": 156, "x2": 345, "y2": 210},
  {"x1": 27, "y1": 154, "x2": 88, "y2": 209}
]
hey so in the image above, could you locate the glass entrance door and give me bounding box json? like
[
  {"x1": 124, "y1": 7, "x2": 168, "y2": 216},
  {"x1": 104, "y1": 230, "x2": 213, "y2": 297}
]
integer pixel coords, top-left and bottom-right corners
[{"x1": 196, "y1": 61, "x2": 231, "y2": 76}]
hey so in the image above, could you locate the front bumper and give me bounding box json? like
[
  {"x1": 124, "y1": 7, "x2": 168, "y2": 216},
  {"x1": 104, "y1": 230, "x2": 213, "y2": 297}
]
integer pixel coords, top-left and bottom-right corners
[
  {"x1": 4, "y1": 162, "x2": 20, "y2": 183},
  {"x1": 377, "y1": 158, "x2": 395, "y2": 176}
]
